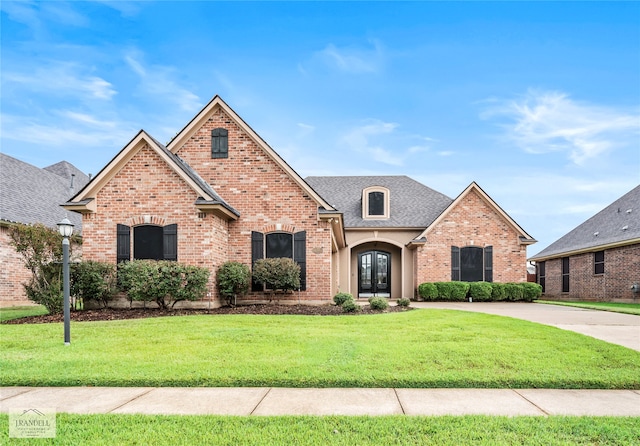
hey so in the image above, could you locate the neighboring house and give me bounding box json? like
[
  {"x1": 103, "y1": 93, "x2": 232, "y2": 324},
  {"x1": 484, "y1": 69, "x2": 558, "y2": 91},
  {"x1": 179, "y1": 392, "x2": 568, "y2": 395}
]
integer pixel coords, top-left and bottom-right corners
[
  {"x1": 63, "y1": 96, "x2": 535, "y2": 305},
  {"x1": 0, "y1": 154, "x2": 89, "y2": 305},
  {"x1": 529, "y1": 185, "x2": 640, "y2": 301}
]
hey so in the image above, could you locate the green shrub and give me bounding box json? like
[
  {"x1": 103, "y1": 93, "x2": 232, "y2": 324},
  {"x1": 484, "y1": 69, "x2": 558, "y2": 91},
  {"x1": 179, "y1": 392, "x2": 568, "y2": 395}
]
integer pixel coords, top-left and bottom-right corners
[
  {"x1": 434, "y1": 282, "x2": 452, "y2": 299},
  {"x1": 397, "y1": 297, "x2": 411, "y2": 307},
  {"x1": 71, "y1": 261, "x2": 117, "y2": 308},
  {"x1": 368, "y1": 297, "x2": 389, "y2": 310},
  {"x1": 252, "y1": 258, "x2": 301, "y2": 293},
  {"x1": 491, "y1": 282, "x2": 506, "y2": 301},
  {"x1": 450, "y1": 281, "x2": 470, "y2": 300},
  {"x1": 217, "y1": 261, "x2": 251, "y2": 306},
  {"x1": 417, "y1": 282, "x2": 438, "y2": 301},
  {"x1": 24, "y1": 262, "x2": 63, "y2": 314},
  {"x1": 118, "y1": 260, "x2": 210, "y2": 309},
  {"x1": 468, "y1": 282, "x2": 493, "y2": 302},
  {"x1": 333, "y1": 292, "x2": 353, "y2": 306},
  {"x1": 521, "y1": 282, "x2": 543, "y2": 301},
  {"x1": 341, "y1": 299, "x2": 361, "y2": 313},
  {"x1": 504, "y1": 283, "x2": 525, "y2": 301}
]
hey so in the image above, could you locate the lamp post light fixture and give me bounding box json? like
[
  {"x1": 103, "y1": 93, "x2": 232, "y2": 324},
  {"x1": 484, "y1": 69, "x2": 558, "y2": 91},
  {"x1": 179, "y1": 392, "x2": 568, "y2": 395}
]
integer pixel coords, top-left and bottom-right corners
[{"x1": 57, "y1": 217, "x2": 74, "y2": 346}]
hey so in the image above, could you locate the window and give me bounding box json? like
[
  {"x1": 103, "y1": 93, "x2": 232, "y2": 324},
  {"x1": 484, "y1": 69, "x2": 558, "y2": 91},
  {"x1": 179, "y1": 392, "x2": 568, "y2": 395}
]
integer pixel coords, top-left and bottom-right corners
[
  {"x1": 116, "y1": 224, "x2": 177, "y2": 262},
  {"x1": 451, "y1": 246, "x2": 493, "y2": 282},
  {"x1": 594, "y1": 251, "x2": 604, "y2": 275},
  {"x1": 537, "y1": 261, "x2": 546, "y2": 293},
  {"x1": 211, "y1": 128, "x2": 228, "y2": 159},
  {"x1": 362, "y1": 187, "x2": 390, "y2": 219},
  {"x1": 251, "y1": 231, "x2": 306, "y2": 291},
  {"x1": 561, "y1": 257, "x2": 570, "y2": 292}
]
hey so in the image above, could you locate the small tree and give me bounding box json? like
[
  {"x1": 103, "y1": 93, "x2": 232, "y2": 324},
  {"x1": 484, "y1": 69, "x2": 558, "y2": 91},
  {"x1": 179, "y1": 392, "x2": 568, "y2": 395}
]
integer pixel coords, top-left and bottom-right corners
[
  {"x1": 71, "y1": 261, "x2": 117, "y2": 308},
  {"x1": 217, "y1": 261, "x2": 251, "y2": 306},
  {"x1": 252, "y1": 258, "x2": 301, "y2": 298}
]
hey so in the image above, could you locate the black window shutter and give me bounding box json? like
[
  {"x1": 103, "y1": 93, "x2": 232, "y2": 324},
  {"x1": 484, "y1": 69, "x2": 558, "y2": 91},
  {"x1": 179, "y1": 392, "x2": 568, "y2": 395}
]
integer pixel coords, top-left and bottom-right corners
[
  {"x1": 484, "y1": 246, "x2": 493, "y2": 282},
  {"x1": 117, "y1": 224, "x2": 130, "y2": 263},
  {"x1": 251, "y1": 231, "x2": 264, "y2": 291},
  {"x1": 163, "y1": 224, "x2": 178, "y2": 261},
  {"x1": 294, "y1": 231, "x2": 306, "y2": 291},
  {"x1": 211, "y1": 128, "x2": 229, "y2": 159},
  {"x1": 451, "y1": 246, "x2": 460, "y2": 281}
]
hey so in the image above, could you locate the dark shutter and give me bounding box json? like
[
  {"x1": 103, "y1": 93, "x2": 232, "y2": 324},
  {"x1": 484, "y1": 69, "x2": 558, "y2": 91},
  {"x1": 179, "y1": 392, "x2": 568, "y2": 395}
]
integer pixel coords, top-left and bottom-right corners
[
  {"x1": 251, "y1": 231, "x2": 264, "y2": 291},
  {"x1": 451, "y1": 246, "x2": 460, "y2": 281},
  {"x1": 211, "y1": 128, "x2": 229, "y2": 159},
  {"x1": 484, "y1": 246, "x2": 493, "y2": 282},
  {"x1": 163, "y1": 224, "x2": 178, "y2": 261},
  {"x1": 117, "y1": 224, "x2": 130, "y2": 263},
  {"x1": 294, "y1": 231, "x2": 306, "y2": 291}
]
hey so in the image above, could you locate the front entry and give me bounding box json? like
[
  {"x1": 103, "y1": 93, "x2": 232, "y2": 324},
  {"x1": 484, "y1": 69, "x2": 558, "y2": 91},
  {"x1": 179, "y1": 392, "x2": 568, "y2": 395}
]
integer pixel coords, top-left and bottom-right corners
[{"x1": 358, "y1": 250, "x2": 391, "y2": 298}]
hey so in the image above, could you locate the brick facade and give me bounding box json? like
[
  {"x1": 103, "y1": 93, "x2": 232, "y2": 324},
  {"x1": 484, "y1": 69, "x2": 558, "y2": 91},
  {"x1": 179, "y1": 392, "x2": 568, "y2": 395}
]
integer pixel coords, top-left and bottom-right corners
[
  {"x1": 0, "y1": 226, "x2": 32, "y2": 305},
  {"x1": 414, "y1": 188, "x2": 528, "y2": 285},
  {"x1": 539, "y1": 244, "x2": 640, "y2": 301}
]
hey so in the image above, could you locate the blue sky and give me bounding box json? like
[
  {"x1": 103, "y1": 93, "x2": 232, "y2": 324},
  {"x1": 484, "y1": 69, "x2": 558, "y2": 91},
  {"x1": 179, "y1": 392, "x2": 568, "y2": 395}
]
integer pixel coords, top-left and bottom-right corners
[{"x1": 2, "y1": 1, "x2": 639, "y2": 256}]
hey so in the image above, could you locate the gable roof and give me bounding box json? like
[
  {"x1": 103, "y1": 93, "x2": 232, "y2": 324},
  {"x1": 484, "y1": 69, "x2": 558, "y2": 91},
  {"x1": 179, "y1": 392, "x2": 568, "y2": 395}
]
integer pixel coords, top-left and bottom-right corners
[
  {"x1": 305, "y1": 175, "x2": 453, "y2": 228},
  {"x1": 417, "y1": 182, "x2": 536, "y2": 245},
  {"x1": 63, "y1": 130, "x2": 239, "y2": 220},
  {"x1": 529, "y1": 184, "x2": 640, "y2": 261},
  {"x1": 0, "y1": 153, "x2": 89, "y2": 232},
  {"x1": 167, "y1": 95, "x2": 335, "y2": 212}
]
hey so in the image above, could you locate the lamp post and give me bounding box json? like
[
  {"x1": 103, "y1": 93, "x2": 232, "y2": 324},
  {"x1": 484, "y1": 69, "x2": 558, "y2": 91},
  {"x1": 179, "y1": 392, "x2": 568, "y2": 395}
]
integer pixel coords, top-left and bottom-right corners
[{"x1": 57, "y1": 218, "x2": 74, "y2": 346}]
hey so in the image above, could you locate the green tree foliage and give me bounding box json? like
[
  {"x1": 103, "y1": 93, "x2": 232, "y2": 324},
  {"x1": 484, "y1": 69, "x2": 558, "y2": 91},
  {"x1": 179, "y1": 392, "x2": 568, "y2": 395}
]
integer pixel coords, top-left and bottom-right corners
[{"x1": 216, "y1": 261, "x2": 251, "y2": 306}]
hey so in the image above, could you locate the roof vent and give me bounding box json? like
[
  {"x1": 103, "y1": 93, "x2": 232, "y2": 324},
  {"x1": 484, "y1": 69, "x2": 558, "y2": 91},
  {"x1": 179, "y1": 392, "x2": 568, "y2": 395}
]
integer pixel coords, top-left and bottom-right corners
[
  {"x1": 593, "y1": 231, "x2": 599, "y2": 237},
  {"x1": 622, "y1": 225, "x2": 628, "y2": 231},
  {"x1": 626, "y1": 209, "x2": 632, "y2": 214}
]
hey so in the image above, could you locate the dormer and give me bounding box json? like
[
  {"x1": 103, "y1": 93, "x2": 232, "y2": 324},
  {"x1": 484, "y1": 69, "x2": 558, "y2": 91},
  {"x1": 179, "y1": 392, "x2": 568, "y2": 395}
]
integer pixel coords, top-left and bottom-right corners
[{"x1": 362, "y1": 186, "x2": 390, "y2": 220}]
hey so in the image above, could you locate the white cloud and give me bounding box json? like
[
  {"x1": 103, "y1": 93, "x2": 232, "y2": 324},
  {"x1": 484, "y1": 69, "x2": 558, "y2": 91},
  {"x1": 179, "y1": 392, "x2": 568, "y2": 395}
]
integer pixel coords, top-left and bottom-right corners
[
  {"x1": 482, "y1": 90, "x2": 640, "y2": 165},
  {"x1": 310, "y1": 39, "x2": 385, "y2": 74}
]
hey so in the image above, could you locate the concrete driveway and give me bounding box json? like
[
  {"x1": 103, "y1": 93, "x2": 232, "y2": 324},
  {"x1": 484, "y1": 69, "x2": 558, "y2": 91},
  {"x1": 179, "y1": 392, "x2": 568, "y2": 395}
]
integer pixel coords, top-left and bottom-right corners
[{"x1": 413, "y1": 302, "x2": 640, "y2": 351}]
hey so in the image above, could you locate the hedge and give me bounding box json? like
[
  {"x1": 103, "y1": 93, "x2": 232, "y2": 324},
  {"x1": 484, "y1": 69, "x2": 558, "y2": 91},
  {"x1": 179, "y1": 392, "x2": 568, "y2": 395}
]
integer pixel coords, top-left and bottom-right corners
[{"x1": 416, "y1": 281, "x2": 540, "y2": 303}]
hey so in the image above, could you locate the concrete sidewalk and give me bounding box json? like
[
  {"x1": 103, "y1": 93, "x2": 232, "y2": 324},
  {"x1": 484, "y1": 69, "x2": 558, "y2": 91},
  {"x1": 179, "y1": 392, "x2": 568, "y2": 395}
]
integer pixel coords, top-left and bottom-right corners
[{"x1": 2, "y1": 387, "x2": 640, "y2": 416}]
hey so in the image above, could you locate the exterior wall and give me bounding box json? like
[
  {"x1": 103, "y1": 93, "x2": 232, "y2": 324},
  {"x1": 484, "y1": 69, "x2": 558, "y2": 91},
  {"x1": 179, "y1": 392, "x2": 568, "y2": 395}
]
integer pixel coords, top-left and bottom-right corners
[
  {"x1": 415, "y1": 189, "x2": 528, "y2": 288},
  {"x1": 174, "y1": 107, "x2": 333, "y2": 301},
  {"x1": 539, "y1": 244, "x2": 640, "y2": 301},
  {"x1": 0, "y1": 226, "x2": 33, "y2": 306},
  {"x1": 343, "y1": 229, "x2": 422, "y2": 299},
  {"x1": 81, "y1": 143, "x2": 228, "y2": 303}
]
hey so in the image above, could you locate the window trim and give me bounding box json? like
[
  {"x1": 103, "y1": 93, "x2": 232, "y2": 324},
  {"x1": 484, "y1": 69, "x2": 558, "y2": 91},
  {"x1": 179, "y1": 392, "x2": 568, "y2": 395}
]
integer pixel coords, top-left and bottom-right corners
[
  {"x1": 362, "y1": 186, "x2": 390, "y2": 220},
  {"x1": 594, "y1": 251, "x2": 605, "y2": 275}
]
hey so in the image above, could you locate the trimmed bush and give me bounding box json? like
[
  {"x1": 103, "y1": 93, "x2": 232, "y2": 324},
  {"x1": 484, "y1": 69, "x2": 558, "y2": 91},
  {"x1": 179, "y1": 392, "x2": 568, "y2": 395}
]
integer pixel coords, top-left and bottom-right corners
[
  {"x1": 118, "y1": 260, "x2": 210, "y2": 309},
  {"x1": 417, "y1": 282, "x2": 438, "y2": 301},
  {"x1": 333, "y1": 292, "x2": 353, "y2": 306},
  {"x1": 491, "y1": 282, "x2": 506, "y2": 301},
  {"x1": 434, "y1": 282, "x2": 452, "y2": 299},
  {"x1": 71, "y1": 261, "x2": 117, "y2": 308},
  {"x1": 24, "y1": 262, "x2": 63, "y2": 314},
  {"x1": 504, "y1": 283, "x2": 525, "y2": 301},
  {"x1": 450, "y1": 281, "x2": 470, "y2": 300},
  {"x1": 341, "y1": 299, "x2": 360, "y2": 313},
  {"x1": 468, "y1": 282, "x2": 493, "y2": 302},
  {"x1": 521, "y1": 282, "x2": 543, "y2": 301},
  {"x1": 397, "y1": 297, "x2": 411, "y2": 307},
  {"x1": 368, "y1": 297, "x2": 389, "y2": 310},
  {"x1": 252, "y1": 257, "x2": 301, "y2": 293},
  {"x1": 217, "y1": 261, "x2": 251, "y2": 306}
]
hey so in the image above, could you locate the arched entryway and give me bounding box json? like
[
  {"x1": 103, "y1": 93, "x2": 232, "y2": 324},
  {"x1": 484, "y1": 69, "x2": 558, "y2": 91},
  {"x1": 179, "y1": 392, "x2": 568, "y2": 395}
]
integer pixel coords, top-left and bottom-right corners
[{"x1": 358, "y1": 250, "x2": 391, "y2": 297}]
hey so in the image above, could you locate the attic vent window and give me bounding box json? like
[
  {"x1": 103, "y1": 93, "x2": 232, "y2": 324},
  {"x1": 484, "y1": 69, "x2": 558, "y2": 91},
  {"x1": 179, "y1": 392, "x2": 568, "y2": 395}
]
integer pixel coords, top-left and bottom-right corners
[
  {"x1": 362, "y1": 186, "x2": 390, "y2": 219},
  {"x1": 211, "y1": 128, "x2": 228, "y2": 159}
]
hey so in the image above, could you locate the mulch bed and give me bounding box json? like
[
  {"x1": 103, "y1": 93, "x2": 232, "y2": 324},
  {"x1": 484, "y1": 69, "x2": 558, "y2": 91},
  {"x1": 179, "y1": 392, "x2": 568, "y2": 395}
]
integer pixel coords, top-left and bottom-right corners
[{"x1": 3, "y1": 303, "x2": 413, "y2": 324}]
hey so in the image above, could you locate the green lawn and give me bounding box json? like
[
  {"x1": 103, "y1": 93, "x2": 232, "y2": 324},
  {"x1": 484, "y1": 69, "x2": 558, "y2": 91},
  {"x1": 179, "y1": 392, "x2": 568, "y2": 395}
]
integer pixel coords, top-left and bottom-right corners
[
  {"x1": 2, "y1": 309, "x2": 639, "y2": 388},
  {"x1": 1, "y1": 414, "x2": 638, "y2": 445},
  {"x1": 0, "y1": 305, "x2": 47, "y2": 322},
  {"x1": 536, "y1": 300, "x2": 640, "y2": 315}
]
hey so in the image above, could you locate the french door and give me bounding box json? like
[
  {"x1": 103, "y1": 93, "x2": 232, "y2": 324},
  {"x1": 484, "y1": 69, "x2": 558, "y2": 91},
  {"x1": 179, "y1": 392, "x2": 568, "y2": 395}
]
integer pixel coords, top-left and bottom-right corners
[{"x1": 358, "y1": 250, "x2": 391, "y2": 297}]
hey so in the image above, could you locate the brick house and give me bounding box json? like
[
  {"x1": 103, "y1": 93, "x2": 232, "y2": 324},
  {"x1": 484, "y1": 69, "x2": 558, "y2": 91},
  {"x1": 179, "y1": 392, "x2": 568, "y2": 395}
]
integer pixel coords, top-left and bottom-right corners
[
  {"x1": 63, "y1": 96, "x2": 535, "y2": 306},
  {"x1": 0, "y1": 154, "x2": 89, "y2": 305},
  {"x1": 529, "y1": 184, "x2": 640, "y2": 301}
]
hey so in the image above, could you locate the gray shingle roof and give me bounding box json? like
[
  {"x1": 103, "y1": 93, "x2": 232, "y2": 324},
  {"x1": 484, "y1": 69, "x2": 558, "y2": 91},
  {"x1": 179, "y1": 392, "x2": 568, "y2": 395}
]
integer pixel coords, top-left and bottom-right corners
[
  {"x1": 305, "y1": 175, "x2": 452, "y2": 228},
  {"x1": 529, "y1": 184, "x2": 640, "y2": 260},
  {"x1": 0, "y1": 153, "x2": 89, "y2": 233}
]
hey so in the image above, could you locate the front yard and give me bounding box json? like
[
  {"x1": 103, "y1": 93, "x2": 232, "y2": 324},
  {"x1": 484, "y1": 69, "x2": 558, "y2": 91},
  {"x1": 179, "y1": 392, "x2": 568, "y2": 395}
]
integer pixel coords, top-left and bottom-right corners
[{"x1": 2, "y1": 309, "x2": 638, "y2": 389}]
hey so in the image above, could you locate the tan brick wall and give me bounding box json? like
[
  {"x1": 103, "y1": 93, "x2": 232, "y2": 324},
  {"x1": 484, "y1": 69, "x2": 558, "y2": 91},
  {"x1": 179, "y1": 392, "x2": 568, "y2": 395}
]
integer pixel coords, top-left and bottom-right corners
[
  {"x1": 414, "y1": 188, "x2": 528, "y2": 286},
  {"x1": 0, "y1": 226, "x2": 33, "y2": 305},
  {"x1": 175, "y1": 107, "x2": 332, "y2": 301},
  {"x1": 540, "y1": 244, "x2": 640, "y2": 300},
  {"x1": 81, "y1": 143, "x2": 228, "y2": 302}
]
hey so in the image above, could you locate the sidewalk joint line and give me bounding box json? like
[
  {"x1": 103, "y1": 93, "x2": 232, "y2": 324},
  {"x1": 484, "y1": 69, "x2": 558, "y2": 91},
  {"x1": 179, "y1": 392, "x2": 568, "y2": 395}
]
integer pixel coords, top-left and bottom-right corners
[
  {"x1": 512, "y1": 390, "x2": 550, "y2": 416},
  {"x1": 250, "y1": 387, "x2": 272, "y2": 415},
  {"x1": 0, "y1": 387, "x2": 37, "y2": 401},
  {"x1": 393, "y1": 388, "x2": 406, "y2": 415},
  {"x1": 107, "y1": 388, "x2": 155, "y2": 414}
]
